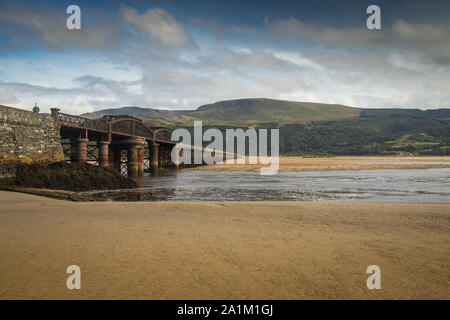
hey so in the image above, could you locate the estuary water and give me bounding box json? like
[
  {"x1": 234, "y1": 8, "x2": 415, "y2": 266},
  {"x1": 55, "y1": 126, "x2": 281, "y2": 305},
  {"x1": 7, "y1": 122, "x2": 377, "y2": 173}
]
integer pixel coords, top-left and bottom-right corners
[{"x1": 84, "y1": 168, "x2": 450, "y2": 202}]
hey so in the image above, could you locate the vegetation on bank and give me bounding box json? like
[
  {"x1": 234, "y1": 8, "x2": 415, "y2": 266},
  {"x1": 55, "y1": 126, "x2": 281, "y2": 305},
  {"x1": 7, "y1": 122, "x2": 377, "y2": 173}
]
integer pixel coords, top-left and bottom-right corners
[
  {"x1": 278, "y1": 114, "x2": 449, "y2": 156},
  {"x1": 167, "y1": 113, "x2": 449, "y2": 156},
  {"x1": 0, "y1": 162, "x2": 137, "y2": 191}
]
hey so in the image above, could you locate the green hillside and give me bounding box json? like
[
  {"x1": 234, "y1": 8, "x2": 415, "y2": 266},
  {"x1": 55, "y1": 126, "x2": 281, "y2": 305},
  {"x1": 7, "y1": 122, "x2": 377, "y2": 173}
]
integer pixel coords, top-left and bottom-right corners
[
  {"x1": 82, "y1": 98, "x2": 361, "y2": 126},
  {"x1": 279, "y1": 112, "x2": 449, "y2": 156},
  {"x1": 184, "y1": 99, "x2": 360, "y2": 126},
  {"x1": 82, "y1": 106, "x2": 191, "y2": 127},
  {"x1": 81, "y1": 99, "x2": 450, "y2": 156}
]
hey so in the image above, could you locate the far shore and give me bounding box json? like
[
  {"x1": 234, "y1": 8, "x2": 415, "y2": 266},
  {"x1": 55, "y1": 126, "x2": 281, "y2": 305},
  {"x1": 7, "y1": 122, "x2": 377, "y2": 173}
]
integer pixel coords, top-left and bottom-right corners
[
  {"x1": 193, "y1": 156, "x2": 450, "y2": 172},
  {"x1": 0, "y1": 191, "x2": 448, "y2": 299}
]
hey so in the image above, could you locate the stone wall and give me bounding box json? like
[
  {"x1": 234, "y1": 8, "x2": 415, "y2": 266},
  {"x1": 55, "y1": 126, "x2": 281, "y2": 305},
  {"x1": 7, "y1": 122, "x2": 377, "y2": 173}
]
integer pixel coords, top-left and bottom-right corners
[{"x1": 0, "y1": 105, "x2": 64, "y2": 163}]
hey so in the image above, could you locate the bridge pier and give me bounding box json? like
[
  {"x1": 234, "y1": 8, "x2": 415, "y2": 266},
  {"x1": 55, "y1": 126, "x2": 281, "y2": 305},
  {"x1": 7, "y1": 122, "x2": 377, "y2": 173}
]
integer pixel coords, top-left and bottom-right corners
[
  {"x1": 151, "y1": 143, "x2": 159, "y2": 170},
  {"x1": 159, "y1": 145, "x2": 166, "y2": 168},
  {"x1": 111, "y1": 138, "x2": 145, "y2": 177},
  {"x1": 138, "y1": 145, "x2": 145, "y2": 175},
  {"x1": 127, "y1": 145, "x2": 139, "y2": 177},
  {"x1": 114, "y1": 146, "x2": 122, "y2": 172},
  {"x1": 163, "y1": 145, "x2": 172, "y2": 168},
  {"x1": 70, "y1": 138, "x2": 89, "y2": 163},
  {"x1": 98, "y1": 140, "x2": 110, "y2": 167},
  {"x1": 174, "y1": 147, "x2": 180, "y2": 169},
  {"x1": 108, "y1": 145, "x2": 115, "y2": 168}
]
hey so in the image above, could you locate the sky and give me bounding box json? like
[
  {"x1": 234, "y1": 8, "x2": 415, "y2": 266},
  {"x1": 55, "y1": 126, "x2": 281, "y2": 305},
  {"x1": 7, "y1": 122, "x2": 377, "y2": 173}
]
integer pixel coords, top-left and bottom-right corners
[{"x1": 0, "y1": 0, "x2": 449, "y2": 114}]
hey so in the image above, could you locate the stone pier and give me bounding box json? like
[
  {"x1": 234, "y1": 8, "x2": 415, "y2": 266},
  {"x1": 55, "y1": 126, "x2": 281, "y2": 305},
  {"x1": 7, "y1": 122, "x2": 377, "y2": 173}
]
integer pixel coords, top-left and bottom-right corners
[
  {"x1": 112, "y1": 138, "x2": 146, "y2": 177},
  {"x1": 127, "y1": 145, "x2": 139, "y2": 177},
  {"x1": 138, "y1": 145, "x2": 145, "y2": 175},
  {"x1": 98, "y1": 140, "x2": 110, "y2": 167},
  {"x1": 113, "y1": 146, "x2": 122, "y2": 172},
  {"x1": 151, "y1": 143, "x2": 159, "y2": 170},
  {"x1": 70, "y1": 138, "x2": 89, "y2": 163},
  {"x1": 108, "y1": 145, "x2": 115, "y2": 168}
]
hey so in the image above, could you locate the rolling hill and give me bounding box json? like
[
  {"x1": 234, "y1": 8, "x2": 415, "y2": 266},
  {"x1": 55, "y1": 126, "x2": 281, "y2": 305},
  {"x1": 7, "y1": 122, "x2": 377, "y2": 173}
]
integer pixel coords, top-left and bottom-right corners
[
  {"x1": 184, "y1": 99, "x2": 360, "y2": 125},
  {"x1": 82, "y1": 98, "x2": 361, "y2": 126},
  {"x1": 81, "y1": 98, "x2": 450, "y2": 155}
]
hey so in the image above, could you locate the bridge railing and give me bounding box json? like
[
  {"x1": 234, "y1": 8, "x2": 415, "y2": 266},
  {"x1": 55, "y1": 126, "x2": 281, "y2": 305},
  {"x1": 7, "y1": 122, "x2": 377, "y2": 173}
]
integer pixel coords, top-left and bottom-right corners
[
  {"x1": 57, "y1": 112, "x2": 110, "y2": 132},
  {"x1": 52, "y1": 109, "x2": 170, "y2": 142},
  {"x1": 111, "y1": 119, "x2": 153, "y2": 139}
]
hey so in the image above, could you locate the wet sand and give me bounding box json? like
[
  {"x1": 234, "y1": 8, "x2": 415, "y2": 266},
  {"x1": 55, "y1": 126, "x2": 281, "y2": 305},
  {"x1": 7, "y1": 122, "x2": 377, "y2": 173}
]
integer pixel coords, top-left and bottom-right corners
[
  {"x1": 0, "y1": 190, "x2": 448, "y2": 299},
  {"x1": 194, "y1": 156, "x2": 450, "y2": 172}
]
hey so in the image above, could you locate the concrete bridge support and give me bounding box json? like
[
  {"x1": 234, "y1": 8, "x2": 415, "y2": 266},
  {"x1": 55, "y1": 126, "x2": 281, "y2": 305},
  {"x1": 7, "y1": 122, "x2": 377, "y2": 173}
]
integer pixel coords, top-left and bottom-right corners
[
  {"x1": 162, "y1": 146, "x2": 171, "y2": 167},
  {"x1": 98, "y1": 140, "x2": 110, "y2": 167},
  {"x1": 70, "y1": 138, "x2": 89, "y2": 163},
  {"x1": 127, "y1": 145, "x2": 139, "y2": 177},
  {"x1": 174, "y1": 148, "x2": 180, "y2": 170},
  {"x1": 111, "y1": 138, "x2": 145, "y2": 177},
  {"x1": 108, "y1": 145, "x2": 115, "y2": 168},
  {"x1": 114, "y1": 146, "x2": 122, "y2": 172},
  {"x1": 138, "y1": 146, "x2": 145, "y2": 176},
  {"x1": 151, "y1": 143, "x2": 159, "y2": 170},
  {"x1": 159, "y1": 145, "x2": 166, "y2": 168}
]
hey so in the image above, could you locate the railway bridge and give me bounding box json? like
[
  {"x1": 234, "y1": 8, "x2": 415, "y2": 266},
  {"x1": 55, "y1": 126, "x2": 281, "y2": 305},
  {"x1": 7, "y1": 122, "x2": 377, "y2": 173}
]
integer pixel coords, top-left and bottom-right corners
[{"x1": 50, "y1": 108, "x2": 177, "y2": 177}]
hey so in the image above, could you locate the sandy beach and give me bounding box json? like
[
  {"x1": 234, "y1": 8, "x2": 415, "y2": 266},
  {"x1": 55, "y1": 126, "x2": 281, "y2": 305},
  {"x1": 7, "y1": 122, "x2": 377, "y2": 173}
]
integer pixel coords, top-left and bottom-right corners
[
  {"x1": 194, "y1": 156, "x2": 450, "y2": 172},
  {"x1": 0, "y1": 190, "x2": 448, "y2": 299}
]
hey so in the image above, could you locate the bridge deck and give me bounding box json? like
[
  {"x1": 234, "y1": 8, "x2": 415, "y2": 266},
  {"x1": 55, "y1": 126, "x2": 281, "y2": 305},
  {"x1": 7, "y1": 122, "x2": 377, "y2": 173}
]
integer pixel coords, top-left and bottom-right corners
[{"x1": 53, "y1": 110, "x2": 175, "y2": 144}]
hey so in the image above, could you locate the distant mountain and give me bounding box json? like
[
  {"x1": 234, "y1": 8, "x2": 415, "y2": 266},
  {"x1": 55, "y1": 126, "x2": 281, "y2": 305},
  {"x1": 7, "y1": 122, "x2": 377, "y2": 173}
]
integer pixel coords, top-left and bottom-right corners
[
  {"x1": 81, "y1": 98, "x2": 361, "y2": 126},
  {"x1": 81, "y1": 98, "x2": 449, "y2": 155},
  {"x1": 82, "y1": 106, "x2": 190, "y2": 127},
  {"x1": 185, "y1": 99, "x2": 360, "y2": 125}
]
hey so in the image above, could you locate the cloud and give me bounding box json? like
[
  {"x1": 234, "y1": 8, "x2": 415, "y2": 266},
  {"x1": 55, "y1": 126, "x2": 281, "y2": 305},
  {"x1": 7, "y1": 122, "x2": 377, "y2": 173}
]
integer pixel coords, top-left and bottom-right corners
[
  {"x1": 0, "y1": 3, "x2": 125, "y2": 50},
  {"x1": 1, "y1": 2, "x2": 450, "y2": 113},
  {"x1": 271, "y1": 51, "x2": 320, "y2": 69},
  {"x1": 190, "y1": 17, "x2": 227, "y2": 39},
  {"x1": 269, "y1": 17, "x2": 383, "y2": 46},
  {"x1": 393, "y1": 20, "x2": 449, "y2": 43},
  {"x1": 303, "y1": 50, "x2": 450, "y2": 108},
  {"x1": 3, "y1": 42, "x2": 450, "y2": 115},
  {"x1": 0, "y1": 84, "x2": 20, "y2": 104},
  {"x1": 0, "y1": 3, "x2": 196, "y2": 51},
  {"x1": 392, "y1": 20, "x2": 450, "y2": 63},
  {"x1": 230, "y1": 25, "x2": 257, "y2": 35},
  {"x1": 119, "y1": 6, "x2": 195, "y2": 47},
  {"x1": 0, "y1": 76, "x2": 144, "y2": 115},
  {"x1": 269, "y1": 17, "x2": 450, "y2": 65}
]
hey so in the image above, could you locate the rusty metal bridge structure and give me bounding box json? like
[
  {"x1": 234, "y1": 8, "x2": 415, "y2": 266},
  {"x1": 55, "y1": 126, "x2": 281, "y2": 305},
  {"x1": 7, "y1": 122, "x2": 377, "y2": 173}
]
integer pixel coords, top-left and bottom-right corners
[{"x1": 51, "y1": 108, "x2": 177, "y2": 176}]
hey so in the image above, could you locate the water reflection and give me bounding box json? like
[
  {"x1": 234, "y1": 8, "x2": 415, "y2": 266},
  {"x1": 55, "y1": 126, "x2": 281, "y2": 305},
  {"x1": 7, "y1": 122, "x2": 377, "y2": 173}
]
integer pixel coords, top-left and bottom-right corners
[{"x1": 82, "y1": 168, "x2": 450, "y2": 202}]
